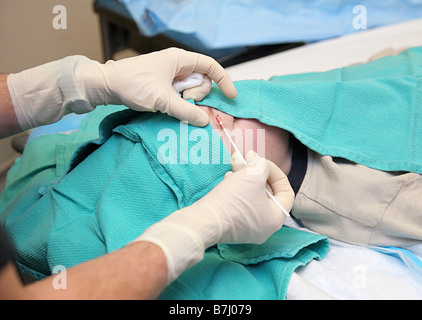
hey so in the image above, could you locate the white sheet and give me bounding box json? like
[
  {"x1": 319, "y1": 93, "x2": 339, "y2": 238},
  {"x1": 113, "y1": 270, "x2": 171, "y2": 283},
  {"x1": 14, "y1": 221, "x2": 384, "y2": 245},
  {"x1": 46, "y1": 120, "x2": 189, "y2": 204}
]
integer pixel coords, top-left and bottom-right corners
[
  {"x1": 226, "y1": 19, "x2": 422, "y2": 300},
  {"x1": 227, "y1": 18, "x2": 422, "y2": 81}
]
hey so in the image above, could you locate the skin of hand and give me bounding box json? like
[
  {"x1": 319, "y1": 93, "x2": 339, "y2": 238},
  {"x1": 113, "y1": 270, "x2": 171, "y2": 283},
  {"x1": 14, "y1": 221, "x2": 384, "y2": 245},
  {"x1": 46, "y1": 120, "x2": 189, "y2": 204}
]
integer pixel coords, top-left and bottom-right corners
[{"x1": 0, "y1": 241, "x2": 168, "y2": 300}]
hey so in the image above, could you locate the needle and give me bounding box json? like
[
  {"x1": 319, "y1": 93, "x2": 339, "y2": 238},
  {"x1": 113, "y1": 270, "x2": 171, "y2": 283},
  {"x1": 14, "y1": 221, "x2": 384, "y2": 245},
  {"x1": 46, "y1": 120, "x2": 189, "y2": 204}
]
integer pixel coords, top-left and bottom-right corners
[{"x1": 215, "y1": 114, "x2": 290, "y2": 217}]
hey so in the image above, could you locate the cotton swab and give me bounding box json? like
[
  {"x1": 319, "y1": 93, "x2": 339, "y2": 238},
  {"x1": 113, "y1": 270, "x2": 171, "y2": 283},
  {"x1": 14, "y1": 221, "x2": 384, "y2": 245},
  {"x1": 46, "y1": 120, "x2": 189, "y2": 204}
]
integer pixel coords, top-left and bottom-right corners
[{"x1": 215, "y1": 115, "x2": 290, "y2": 218}]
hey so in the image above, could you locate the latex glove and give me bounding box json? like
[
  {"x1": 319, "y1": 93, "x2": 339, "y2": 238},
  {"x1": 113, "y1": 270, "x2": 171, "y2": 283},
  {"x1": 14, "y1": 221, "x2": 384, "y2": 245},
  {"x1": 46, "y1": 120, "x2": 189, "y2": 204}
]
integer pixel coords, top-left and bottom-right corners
[
  {"x1": 7, "y1": 48, "x2": 237, "y2": 131},
  {"x1": 134, "y1": 151, "x2": 295, "y2": 284}
]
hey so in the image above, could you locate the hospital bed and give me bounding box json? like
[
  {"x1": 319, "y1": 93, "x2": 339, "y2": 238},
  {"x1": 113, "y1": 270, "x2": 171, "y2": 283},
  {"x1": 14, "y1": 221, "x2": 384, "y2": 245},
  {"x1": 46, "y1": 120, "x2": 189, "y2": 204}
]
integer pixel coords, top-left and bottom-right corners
[
  {"x1": 223, "y1": 18, "x2": 422, "y2": 300},
  {"x1": 3, "y1": 18, "x2": 422, "y2": 299}
]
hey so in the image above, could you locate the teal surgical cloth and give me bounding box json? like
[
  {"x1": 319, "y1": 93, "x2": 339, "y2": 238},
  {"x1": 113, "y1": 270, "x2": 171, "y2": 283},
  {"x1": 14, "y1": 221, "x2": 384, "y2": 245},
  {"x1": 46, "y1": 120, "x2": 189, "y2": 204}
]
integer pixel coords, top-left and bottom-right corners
[
  {"x1": 121, "y1": 0, "x2": 422, "y2": 50},
  {"x1": 0, "y1": 107, "x2": 329, "y2": 299},
  {"x1": 196, "y1": 46, "x2": 422, "y2": 174}
]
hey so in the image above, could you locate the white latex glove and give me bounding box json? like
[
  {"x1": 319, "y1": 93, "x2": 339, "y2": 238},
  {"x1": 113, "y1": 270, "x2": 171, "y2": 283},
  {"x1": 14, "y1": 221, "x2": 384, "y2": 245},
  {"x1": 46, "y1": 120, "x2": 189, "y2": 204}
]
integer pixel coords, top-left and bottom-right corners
[
  {"x1": 134, "y1": 151, "x2": 295, "y2": 284},
  {"x1": 7, "y1": 48, "x2": 237, "y2": 131}
]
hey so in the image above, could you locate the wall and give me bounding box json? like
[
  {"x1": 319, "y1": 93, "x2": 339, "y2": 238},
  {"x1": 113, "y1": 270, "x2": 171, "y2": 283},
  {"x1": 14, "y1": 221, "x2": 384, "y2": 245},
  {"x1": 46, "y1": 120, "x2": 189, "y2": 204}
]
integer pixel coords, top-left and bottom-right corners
[{"x1": 0, "y1": 0, "x2": 103, "y2": 73}]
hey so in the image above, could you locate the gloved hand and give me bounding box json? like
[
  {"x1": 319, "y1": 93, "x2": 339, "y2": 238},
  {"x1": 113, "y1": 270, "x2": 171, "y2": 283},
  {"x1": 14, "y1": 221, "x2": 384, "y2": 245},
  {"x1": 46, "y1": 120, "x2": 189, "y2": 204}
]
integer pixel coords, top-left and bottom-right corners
[
  {"x1": 134, "y1": 151, "x2": 295, "y2": 284},
  {"x1": 7, "y1": 48, "x2": 237, "y2": 131}
]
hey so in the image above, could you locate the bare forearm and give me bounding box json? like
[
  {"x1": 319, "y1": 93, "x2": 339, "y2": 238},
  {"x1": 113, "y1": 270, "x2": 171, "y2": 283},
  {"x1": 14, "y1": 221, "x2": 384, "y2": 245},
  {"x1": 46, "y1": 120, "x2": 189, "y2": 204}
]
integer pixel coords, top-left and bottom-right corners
[
  {"x1": 20, "y1": 241, "x2": 168, "y2": 300},
  {"x1": 0, "y1": 75, "x2": 22, "y2": 139}
]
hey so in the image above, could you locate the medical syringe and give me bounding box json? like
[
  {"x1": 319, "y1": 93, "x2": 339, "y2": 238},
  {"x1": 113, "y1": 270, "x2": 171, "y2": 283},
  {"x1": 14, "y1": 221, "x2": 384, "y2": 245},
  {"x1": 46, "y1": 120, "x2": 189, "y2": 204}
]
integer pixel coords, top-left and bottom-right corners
[{"x1": 215, "y1": 115, "x2": 290, "y2": 218}]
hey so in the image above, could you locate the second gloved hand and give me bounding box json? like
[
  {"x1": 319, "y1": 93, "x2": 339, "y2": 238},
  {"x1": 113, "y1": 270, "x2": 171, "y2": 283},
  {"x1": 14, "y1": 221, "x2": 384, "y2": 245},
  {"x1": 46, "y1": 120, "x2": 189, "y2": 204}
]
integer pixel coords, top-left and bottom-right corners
[
  {"x1": 134, "y1": 151, "x2": 295, "y2": 284},
  {"x1": 76, "y1": 47, "x2": 237, "y2": 126}
]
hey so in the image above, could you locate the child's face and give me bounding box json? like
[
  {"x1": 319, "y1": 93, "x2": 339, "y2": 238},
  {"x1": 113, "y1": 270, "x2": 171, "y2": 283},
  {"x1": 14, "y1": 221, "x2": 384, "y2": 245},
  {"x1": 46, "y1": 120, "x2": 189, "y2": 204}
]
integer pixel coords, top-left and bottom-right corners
[{"x1": 198, "y1": 105, "x2": 292, "y2": 174}]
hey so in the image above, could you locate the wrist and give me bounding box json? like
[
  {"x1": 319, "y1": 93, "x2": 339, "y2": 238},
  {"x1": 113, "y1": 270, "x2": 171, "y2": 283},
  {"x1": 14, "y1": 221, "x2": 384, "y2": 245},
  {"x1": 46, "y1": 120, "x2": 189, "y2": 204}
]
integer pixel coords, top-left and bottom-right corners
[
  {"x1": 133, "y1": 222, "x2": 205, "y2": 285},
  {"x1": 74, "y1": 57, "x2": 112, "y2": 107},
  {"x1": 132, "y1": 204, "x2": 223, "y2": 284},
  {"x1": 7, "y1": 56, "x2": 97, "y2": 130},
  {"x1": 169, "y1": 203, "x2": 223, "y2": 248}
]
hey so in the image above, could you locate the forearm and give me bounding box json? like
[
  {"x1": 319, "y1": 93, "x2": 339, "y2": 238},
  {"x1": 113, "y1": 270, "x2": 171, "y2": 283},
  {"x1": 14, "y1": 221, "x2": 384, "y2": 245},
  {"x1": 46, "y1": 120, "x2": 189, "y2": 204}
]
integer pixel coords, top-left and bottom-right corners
[
  {"x1": 24, "y1": 241, "x2": 168, "y2": 300},
  {"x1": 0, "y1": 75, "x2": 22, "y2": 139}
]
